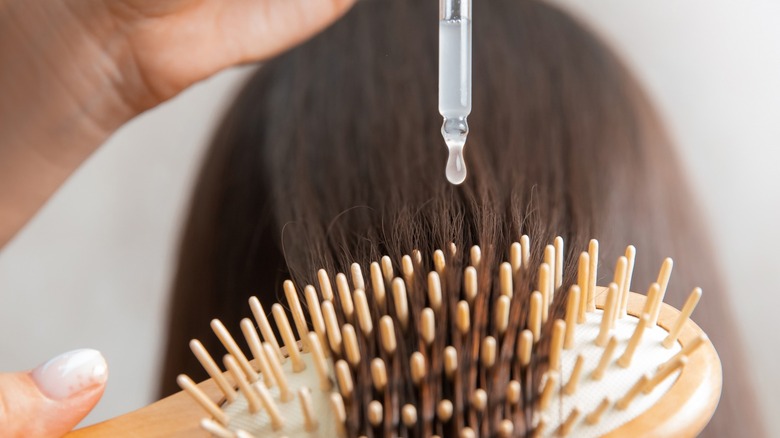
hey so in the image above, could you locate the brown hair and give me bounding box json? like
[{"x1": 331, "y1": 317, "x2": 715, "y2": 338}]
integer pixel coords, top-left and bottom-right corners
[{"x1": 160, "y1": 0, "x2": 764, "y2": 435}]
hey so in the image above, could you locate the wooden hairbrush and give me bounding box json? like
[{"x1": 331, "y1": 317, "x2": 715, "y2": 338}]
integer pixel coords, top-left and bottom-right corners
[{"x1": 67, "y1": 237, "x2": 721, "y2": 437}]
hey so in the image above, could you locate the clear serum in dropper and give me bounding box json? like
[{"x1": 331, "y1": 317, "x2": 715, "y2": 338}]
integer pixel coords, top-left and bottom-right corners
[{"x1": 439, "y1": 0, "x2": 471, "y2": 185}]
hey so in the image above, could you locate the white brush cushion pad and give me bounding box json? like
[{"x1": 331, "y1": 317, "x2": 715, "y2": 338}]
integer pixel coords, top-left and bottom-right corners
[
  {"x1": 540, "y1": 310, "x2": 682, "y2": 437},
  {"x1": 221, "y1": 353, "x2": 337, "y2": 437}
]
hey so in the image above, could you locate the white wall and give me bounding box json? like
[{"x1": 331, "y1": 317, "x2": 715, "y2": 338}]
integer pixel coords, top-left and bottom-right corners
[
  {"x1": 0, "y1": 65, "x2": 254, "y2": 427},
  {"x1": 0, "y1": 1, "x2": 777, "y2": 434}
]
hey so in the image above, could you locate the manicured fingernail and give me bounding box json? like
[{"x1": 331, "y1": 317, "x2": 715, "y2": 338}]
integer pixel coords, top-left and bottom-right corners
[{"x1": 31, "y1": 349, "x2": 108, "y2": 400}]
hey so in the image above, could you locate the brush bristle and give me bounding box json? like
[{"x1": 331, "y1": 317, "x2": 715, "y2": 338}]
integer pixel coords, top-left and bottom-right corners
[{"x1": 178, "y1": 237, "x2": 709, "y2": 438}]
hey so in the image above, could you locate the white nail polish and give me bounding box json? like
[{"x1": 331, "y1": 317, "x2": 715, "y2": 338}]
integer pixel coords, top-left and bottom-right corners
[{"x1": 31, "y1": 349, "x2": 108, "y2": 400}]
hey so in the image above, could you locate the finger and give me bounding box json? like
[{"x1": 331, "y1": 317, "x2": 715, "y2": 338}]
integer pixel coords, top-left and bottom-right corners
[
  {"x1": 0, "y1": 349, "x2": 108, "y2": 438},
  {"x1": 217, "y1": 0, "x2": 357, "y2": 63}
]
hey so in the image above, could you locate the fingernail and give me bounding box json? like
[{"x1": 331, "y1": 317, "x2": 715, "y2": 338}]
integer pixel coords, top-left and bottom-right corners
[{"x1": 32, "y1": 349, "x2": 108, "y2": 400}]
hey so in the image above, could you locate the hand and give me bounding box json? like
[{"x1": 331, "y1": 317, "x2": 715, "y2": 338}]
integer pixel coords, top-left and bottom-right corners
[
  {"x1": 0, "y1": 0, "x2": 355, "y2": 247},
  {"x1": 0, "y1": 349, "x2": 109, "y2": 438},
  {"x1": 98, "y1": 0, "x2": 357, "y2": 111}
]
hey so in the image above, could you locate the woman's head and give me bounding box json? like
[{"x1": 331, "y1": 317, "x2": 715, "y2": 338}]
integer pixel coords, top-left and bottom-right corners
[{"x1": 161, "y1": 0, "x2": 763, "y2": 435}]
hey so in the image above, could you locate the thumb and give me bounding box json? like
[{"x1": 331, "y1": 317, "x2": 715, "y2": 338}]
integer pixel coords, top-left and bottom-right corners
[{"x1": 0, "y1": 349, "x2": 108, "y2": 438}]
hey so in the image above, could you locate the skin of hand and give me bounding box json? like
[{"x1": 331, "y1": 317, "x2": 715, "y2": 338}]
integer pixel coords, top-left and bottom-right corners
[
  {"x1": 0, "y1": 0, "x2": 355, "y2": 435},
  {"x1": 0, "y1": 0, "x2": 356, "y2": 247},
  {"x1": 0, "y1": 349, "x2": 109, "y2": 437}
]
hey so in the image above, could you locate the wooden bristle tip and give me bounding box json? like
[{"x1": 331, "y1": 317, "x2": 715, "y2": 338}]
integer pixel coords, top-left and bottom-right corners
[
  {"x1": 322, "y1": 300, "x2": 343, "y2": 354},
  {"x1": 336, "y1": 273, "x2": 354, "y2": 320},
  {"x1": 380, "y1": 315, "x2": 397, "y2": 354},
  {"x1": 520, "y1": 234, "x2": 531, "y2": 267},
  {"x1": 481, "y1": 336, "x2": 497, "y2": 368},
  {"x1": 402, "y1": 404, "x2": 417, "y2": 427},
  {"x1": 471, "y1": 388, "x2": 487, "y2": 412},
  {"x1": 350, "y1": 263, "x2": 365, "y2": 291},
  {"x1": 271, "y1": 304, "x2": 305, "y2": 372},
  {"x1": 342, "y1": 323, "x2": 361, "y2": 367},
  {"x1": 392, "y1": 277, "x2": 409, "y2": 330},
  {"x1": 587, "y1": 239, "x2": 599, "y2": 312},
  {"x1": 410, "y1": 352, "x2": 426, "y2": 385},
  {"x1": 305, "y1": 285, "x2": 329, "y2": 358},
  {"x1": 370, "y1": 262, "x2": 387, "y2": 309},
  {"x1": 621, "y1": 245, "x2": 636, "y2": 316},
  {"x1": 577, "y1": 251, "x2": 590, "y2": 323},
  {"x1": 421, "y1": 307, "x2": 436, "y2": 346},
  {"x1": 539, "y1": 263, "x2": 551, "y2": 323},
  {"x1": 401, "y1": 255, "x2": 414, "y2": 284},
  {"x1": 464, "y1": 267, "x2": 478, "y2": 303},
  {"x1": 519, "y1": 329, "x2": 533, "y2": 366},
  {"x1": 367, "y1": 400, "x2": 383, "y2": 427},
  {"x1": 663, "y1": 287, "x2": 702, "y2": 348},
  {"x1": 371, "y1": 358, "x2": 388, "y2": 392},
  {"x1": 317, "y1": 269, "x2": 334, "y2": 301},
  {"x1": 444, "y1": 346, "x2": 458, "y2": 378},
  {"x1": 434, "y1": 249, "x2": 446, "y2": 276},
  {"x1": 510, "y1": 242, "x2": 522, "y2": 272},
  {"x1": 380, "y1": 256, "x2": 394, "y2": 284},
  {"x1": 529, "y1": 292, "x2": 542, "y2": 342},
  {"x1": 612, "y1": 256, "x2": 628, "y2": 326},
  {"x1": 210, "y1": 319, "x2": 258, "y2": 382},
  {"x1": 470, "y1": 245, "x2": 482, "y2": 267},
  {"x1": 249, "y1": 297, "x2": 284, "y2": 363},
  {"x1": 335, "y1": 360, "x2": 353, "y2": 398},
  {"x1": 353, "y1": 289, "x2": 374, "y2": 336},
  {"x1": 189, "y1": 339, "x2": 237, "y2": 402},
  {"x1": 427, "y1": 271, "x2": 443, "y2": 312},
  {"x1": 554, "y1": 236, "x2": 564, "y2": 290},
  {"x1": 595, "y1": 283, "x2": 618, "y2": 346},
  {"x1": 283, "y1": 280, "x2": 311, "y2": 352},
  {"x1": 456, "y1": 300, "x2": 470, "y2": 334},
  {"x1": 498, "y1": 419, "x2": 514, "y2": 437},
  {"x1": 437, "y1": 399, "x2": 454, "y2": 422},
  {"x1": 239, "y1": 319, "x2": 276, "y2": 388},
  {"x1": 507, "y1": 380, "x2": 522, "y2": 405},
  {"x1": 500, "y1": 262, "x2": 513, "y2": 297}
]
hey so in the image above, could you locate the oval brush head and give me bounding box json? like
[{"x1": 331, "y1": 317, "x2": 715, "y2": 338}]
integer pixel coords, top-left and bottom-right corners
[{"x1": 66, "y1": 237, "x2": 721, "y2": 438}]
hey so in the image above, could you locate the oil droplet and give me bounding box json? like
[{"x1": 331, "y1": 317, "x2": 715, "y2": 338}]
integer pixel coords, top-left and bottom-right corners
[{"x1": 446, "y1": 144, "x2": 467, "y2": 185}]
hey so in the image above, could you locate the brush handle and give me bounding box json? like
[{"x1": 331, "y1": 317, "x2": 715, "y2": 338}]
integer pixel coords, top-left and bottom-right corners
[
  {"x1": 65, "y1": 373, "x2": 220, "y2": 437},
  {"x1": 67, "y1": 290, "x2": 720, "y2": 438}
]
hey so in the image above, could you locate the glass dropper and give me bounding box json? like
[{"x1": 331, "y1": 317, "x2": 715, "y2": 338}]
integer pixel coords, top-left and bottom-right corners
[{"x1": 439, "y1": 0, "x2": 472, "y2": 185}]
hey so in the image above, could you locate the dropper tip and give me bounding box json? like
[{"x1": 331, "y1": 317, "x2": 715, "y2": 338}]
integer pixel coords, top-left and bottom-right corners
[{"x1": 445, "y1": 142, "x2": 467, "y2": 185}]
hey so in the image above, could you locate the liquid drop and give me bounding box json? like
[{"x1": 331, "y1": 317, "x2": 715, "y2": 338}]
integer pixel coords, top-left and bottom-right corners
[{"x1": 445, "y1": 143, "x2": 467, "y2": 185}]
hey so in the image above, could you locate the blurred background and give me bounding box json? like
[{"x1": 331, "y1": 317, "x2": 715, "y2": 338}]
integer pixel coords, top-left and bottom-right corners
[{"x1": 1, "y1": 0, "x2": 778, "y2": 434}]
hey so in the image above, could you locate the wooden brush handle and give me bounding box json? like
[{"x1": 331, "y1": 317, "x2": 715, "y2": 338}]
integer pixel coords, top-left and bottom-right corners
[
  {"x1": 65, "y1": 373, "x2": 220, "y2": 437},
  {"x1": 67, "y1": 291, "x2": 721, "y2": 438}
]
